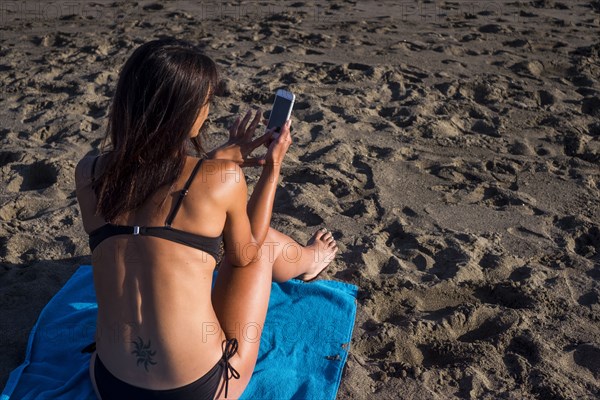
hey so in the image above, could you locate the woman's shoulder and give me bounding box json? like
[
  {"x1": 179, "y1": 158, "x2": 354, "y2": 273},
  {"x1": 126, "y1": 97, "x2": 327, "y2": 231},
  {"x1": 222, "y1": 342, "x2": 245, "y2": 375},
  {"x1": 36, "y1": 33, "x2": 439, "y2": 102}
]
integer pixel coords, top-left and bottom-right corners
[
  {"x1": 75, "y1": 154, "x2": 97, "y2": 188},
  {"x1": 75, "y1": 153, "x2": 108, "y2": 189},
  {"x1": 197, "y1": 157, "x2": 246, "y2": 185},
  {"x1": 189, "y1": 157, "x2": 247, "y2": 202}
]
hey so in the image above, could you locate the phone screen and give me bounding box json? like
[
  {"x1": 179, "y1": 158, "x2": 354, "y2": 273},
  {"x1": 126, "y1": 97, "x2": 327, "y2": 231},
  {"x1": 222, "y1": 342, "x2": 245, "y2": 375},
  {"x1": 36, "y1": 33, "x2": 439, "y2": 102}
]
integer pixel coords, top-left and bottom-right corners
[{"x1": 267, "y1": 96, "x2": 293, "y2": 132}]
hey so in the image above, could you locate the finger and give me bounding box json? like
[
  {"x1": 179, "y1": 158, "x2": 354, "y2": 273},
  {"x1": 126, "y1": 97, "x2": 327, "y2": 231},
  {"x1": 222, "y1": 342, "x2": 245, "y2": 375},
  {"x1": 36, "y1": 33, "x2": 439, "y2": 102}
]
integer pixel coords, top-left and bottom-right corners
[
  {"x1": 262, "y1": 127, "x2": 278, "y2": 148},
  {"x1": 229, "y1": 116, "x2": 241, "y2": 137},
  {"x1": 245, "y1": 109, "x2": 262, "y2": 140},
  {"x1": 279, "y1": 120, "x2": 292, "y2": 142},
  {"x1": 238, "y1": 109, "x2": 253, "y2": 134},
  {"x1": 251, "y1": 127, "x2": 276, "y2": 148},
  {"x1": 240, "y1": 157, "x2": 266, "y2": 167}
]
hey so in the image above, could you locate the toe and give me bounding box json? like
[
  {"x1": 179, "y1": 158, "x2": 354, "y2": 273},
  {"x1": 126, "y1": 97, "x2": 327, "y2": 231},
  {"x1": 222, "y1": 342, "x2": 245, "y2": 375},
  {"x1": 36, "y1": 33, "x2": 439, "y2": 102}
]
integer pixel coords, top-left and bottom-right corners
[{"x1": 315, "y1": 227, "x2": 328, "y2": 240}]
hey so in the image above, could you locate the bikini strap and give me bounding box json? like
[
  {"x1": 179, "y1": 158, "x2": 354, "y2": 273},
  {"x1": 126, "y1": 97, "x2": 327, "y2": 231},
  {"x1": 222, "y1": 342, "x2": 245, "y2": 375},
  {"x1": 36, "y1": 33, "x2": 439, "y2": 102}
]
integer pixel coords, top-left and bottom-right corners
[
  {"x1": 221, "y1": 338, "x2": 240, "y2": 399},
  {"x1": 165, "y1": 159, "x2": 204, "y2": 227}
]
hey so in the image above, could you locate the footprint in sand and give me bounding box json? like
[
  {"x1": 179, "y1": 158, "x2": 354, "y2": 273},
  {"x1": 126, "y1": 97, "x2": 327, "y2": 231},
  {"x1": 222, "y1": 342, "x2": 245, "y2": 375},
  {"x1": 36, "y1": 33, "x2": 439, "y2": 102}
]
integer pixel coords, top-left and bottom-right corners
[
  {"x1": 340, "y1": 196, "x2": 378, "y2": 219},
  {"x1": 240, "y1": 88, "x2": 271, "y2": 104},
  {"x1": 273, "y1": 188, "x2": 324, "y2": 226},
  {"x1": 86, "y1": 101, "x2": 108, "y2": 118},
  {"x1": 535, "y1": 89, "x2": 557, "y2": 107},
  {"x1": 503, "y1": 38, "x2": 532, "y2": 48},
  {"x1": 564, "y1": 132, "x2": 600, "y2": 163},
  {"x1": 510, "y1": 60, "x2": 545, "y2": 79},
  {"x1": 573, "y1": 344, "x2": 600, "y2": 379},
  {"x1": 24, "y1": 124, "x2": 60, "y2": 144},
  {"x1": 417, "y1": 340, "x2": 477, "y2": 369},
  {"x1": 285, "y1": 167, "x2": 330, "y2": 186},
  {"x1": 0, "y1": 150, "x2": 22, "y2": 168},
  {"x1": 303, "y1": 110, "x2": 324, "y2": 123},
  {"x1": 350, "y1": 154, "x2": 375, "y2": 190},
  {"x1": 143, "y1": 3, "x2": 164, "y2": 11},
  {"x1": 457, "y1": 312, "x2": 516, "y2": 344},
  {"x1": 298, "y1": 140, "x2": 338, "y2": 162},
  {"x1": 577, "y1": 291, "x2": 599, "y2": 306},
  {"x1": 328, "y1": 106, "x2": 359, "y2": 124},
  {"x1": 31, "y1": 32, "x2": 74, "y2": 48},
  {"x1": 40, "y1": 81, "x2": 83, "y2": 97},
  {"x1": 366, "y1": 145, "x2": 395, "y2": 160},
  {"x1": 574, "y1": 225, "x2": 600, "y2": 259},
  {"x1": 380, "y1": 255, "x2": 403, "y2": 274},
  {"x1": 428, "y1": 245, "x2": 471, "y2": 280},
  {"x1": 470, "y1": 118, "x2": 501, "y2": 137},
  {"x1": 581, "y1": 96, "x2": 600, "y2": 117},
  {"x1": 478, "y1": 24, "x2": 506, "y2": 34},
  {"x1": 382, "y1": 220, "x2": 422, "y2": 257},
  {"x1": 506, "y1": 333, "x2": 542, "y2": 365},
  {"x1": 378, "y1": 106, "x2": 415, "y2": 128},
  {"x1": 474, "y1": 282, "x2": 536, "y2": 310},
  {"x1": 502, "y1": 332, "x2": 549, "y2": 388},
  {"x1": 16, "y1": 160, "x2": 59, "y2": 192},
  {"x1": 588, "y1": 122, "x2": 600, "y2": 137}
]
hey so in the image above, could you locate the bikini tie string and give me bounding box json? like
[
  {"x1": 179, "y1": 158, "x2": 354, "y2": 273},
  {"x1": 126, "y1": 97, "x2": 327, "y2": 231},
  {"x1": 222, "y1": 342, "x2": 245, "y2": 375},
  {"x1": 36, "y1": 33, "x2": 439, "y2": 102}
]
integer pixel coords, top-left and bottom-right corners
[{"x1": 222, "y1": 338, "x2": 240, "y2": 398}]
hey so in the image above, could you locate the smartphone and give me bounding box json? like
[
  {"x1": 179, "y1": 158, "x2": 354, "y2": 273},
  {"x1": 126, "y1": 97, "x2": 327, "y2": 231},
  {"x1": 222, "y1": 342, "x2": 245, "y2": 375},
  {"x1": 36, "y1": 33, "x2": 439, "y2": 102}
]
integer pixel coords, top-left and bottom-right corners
[{"x1": 266, "y1": 89, "x2": 295, "y2": 134}]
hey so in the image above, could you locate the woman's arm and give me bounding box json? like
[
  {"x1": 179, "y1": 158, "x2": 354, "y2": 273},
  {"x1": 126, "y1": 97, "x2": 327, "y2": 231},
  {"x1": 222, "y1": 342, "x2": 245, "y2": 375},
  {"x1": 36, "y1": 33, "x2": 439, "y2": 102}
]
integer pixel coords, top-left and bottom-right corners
[
  {"x1": 246, "y1": 118, "x2": 292, "y2": 249},
  {"x1": 220, "y1": 162, "x2": 259, "y2": 267},
  {"x1": 246, "y1": 163, "x2": 280, "y2": 247},
  {"x1": 220, "y1": 162, "x2": 279, "y2": 267},
  {"x1": 221, "y1": 119, "x2": 292, "y2": 267}
]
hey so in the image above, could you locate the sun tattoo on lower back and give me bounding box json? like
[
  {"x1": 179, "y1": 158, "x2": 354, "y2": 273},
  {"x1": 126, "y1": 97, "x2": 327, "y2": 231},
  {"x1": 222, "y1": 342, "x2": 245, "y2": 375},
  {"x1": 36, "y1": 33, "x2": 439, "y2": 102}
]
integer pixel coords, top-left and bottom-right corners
[{"x1": 131, "y1": 336, "x2": 157, "y2": 372}]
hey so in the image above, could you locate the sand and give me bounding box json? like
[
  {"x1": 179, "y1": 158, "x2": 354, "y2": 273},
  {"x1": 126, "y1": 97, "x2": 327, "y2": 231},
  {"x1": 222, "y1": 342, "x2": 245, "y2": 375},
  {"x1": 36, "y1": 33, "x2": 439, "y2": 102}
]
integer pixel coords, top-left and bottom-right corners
[{"x1": 1, "y1": 0, "x2": 599, "y2": 398}]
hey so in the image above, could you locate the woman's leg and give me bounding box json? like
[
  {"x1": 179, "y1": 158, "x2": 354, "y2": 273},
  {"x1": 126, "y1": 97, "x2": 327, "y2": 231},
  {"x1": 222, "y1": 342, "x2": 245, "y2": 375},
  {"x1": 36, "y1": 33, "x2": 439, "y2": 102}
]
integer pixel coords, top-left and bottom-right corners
[
  {"x1": 267, "y1": 227, "x2": 338, "y2": 282},
  {"x1": 210, "y1": 226, "x2": 337, "y2": 399}
]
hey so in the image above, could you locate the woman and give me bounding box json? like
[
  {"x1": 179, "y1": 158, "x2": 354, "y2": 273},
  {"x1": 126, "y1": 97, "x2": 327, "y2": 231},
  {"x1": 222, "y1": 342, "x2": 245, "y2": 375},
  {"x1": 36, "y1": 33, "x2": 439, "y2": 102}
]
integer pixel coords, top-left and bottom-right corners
[{"x1": 75, "y1": 38, "x2": 338, "y2": 399}]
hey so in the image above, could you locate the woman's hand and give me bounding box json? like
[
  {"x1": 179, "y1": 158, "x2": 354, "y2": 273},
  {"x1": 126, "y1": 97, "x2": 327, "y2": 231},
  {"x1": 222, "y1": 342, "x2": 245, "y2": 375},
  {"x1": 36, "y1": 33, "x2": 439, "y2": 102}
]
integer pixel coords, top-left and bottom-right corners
[
  {"x1": 209, "y1": 109, "x2": 275, "y2": 167},
  {"x1": 265, "y1": 119, "x2": 292, "y2": 166}
]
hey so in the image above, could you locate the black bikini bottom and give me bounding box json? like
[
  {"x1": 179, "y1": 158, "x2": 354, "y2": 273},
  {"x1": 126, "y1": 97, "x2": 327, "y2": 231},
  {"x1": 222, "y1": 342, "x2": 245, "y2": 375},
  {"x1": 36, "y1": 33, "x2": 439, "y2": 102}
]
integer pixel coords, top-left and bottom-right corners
[{"x1": 92, "y1": 339, "x2": 239, "y2": 400}]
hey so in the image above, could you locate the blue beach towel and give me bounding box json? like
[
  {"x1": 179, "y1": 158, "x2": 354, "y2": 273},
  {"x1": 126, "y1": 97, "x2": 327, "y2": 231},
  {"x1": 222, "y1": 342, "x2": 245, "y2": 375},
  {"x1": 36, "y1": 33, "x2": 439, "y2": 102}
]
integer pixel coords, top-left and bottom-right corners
[{"x1": 1, "y1": 265, "x2": 358, "y2": 400}]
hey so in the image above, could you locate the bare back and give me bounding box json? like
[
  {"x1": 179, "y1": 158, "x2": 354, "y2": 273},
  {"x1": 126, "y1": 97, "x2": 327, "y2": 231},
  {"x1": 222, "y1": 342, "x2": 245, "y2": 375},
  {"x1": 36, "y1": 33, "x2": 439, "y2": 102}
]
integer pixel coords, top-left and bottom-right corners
[{"x1": 75, "y1": 154, "x2": 238, "y2": 390}]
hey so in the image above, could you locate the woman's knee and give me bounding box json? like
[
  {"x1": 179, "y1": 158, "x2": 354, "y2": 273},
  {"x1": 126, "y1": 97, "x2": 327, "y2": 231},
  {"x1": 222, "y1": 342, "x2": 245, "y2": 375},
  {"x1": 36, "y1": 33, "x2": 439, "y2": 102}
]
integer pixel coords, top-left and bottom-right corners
[{"x1": 258, "y1": 227, "x2": 282, "y2": 264}]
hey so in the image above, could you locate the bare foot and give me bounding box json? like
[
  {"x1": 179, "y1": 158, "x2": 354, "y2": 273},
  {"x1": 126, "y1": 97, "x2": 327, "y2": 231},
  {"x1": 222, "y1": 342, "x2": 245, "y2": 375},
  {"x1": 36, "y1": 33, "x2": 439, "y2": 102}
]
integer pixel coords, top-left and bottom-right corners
[{"x1": 297, "y1": 228, "x2": 338, "y2": 281}]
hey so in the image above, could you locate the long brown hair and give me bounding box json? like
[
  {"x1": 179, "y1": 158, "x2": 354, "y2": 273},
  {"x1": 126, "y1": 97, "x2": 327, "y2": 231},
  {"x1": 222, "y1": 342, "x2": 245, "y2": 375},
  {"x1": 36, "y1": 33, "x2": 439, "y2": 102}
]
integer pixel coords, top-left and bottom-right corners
[{"x1": 94, "y1": 38, "x2": 218, "y2": 222}]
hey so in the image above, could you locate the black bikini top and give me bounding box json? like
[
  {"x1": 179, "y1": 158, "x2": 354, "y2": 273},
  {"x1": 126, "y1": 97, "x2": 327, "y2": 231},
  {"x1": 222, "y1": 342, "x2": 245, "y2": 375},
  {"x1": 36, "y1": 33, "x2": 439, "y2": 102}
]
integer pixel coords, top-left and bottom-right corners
[{"x1": 88, "y1": 157, "x2": 223, "y2": 261}]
